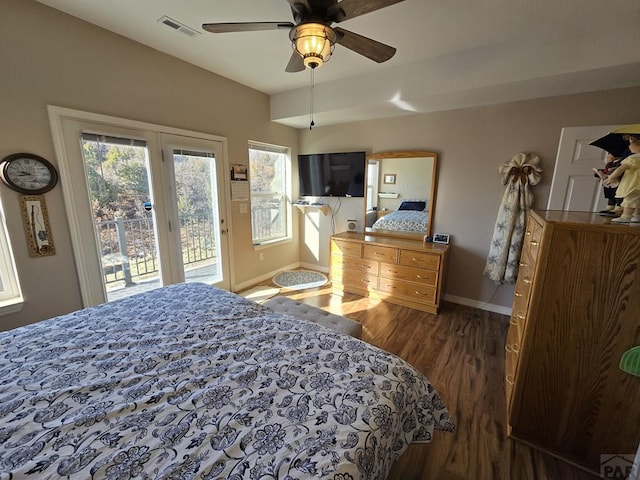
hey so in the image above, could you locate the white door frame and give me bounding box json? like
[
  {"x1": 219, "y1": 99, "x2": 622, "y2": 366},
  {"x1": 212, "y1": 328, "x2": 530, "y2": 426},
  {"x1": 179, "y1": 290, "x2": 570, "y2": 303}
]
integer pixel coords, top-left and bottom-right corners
[{"x1": 48, "y1": 105, "x2": 234, "y2": 307}]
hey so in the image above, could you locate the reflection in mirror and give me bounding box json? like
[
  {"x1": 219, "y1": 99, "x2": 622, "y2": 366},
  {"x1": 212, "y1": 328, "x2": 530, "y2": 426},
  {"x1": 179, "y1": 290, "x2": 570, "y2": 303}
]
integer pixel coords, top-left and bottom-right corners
[{"x1": 364, "y1": 151, "x2": 437, "y2": 239}]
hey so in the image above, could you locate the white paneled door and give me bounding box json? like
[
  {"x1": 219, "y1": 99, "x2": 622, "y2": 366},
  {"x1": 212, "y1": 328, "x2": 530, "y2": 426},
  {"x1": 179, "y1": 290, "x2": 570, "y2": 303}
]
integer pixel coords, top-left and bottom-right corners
[{"x1": 547, "y1": 125, "x2": 619, "y2": 212}]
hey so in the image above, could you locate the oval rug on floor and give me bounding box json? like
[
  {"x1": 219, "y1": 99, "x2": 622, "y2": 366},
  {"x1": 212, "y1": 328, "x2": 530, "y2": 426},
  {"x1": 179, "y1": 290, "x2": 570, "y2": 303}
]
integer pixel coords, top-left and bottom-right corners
[{"x1": 272, "y1": 270, "x2": 328, "y2": 290}]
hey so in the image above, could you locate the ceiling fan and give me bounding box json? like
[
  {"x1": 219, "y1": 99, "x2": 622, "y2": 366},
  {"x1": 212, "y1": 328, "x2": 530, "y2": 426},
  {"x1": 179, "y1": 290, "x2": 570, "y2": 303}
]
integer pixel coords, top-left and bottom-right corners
[{"x1": 202, "y1": 0, "x2": 405, "y2": 72}]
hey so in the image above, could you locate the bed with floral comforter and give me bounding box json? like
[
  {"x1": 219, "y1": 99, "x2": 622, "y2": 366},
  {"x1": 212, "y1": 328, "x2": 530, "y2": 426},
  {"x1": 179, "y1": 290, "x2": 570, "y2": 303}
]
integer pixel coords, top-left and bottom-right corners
[
  {"x1": 372, "y1": 210, "x2": 428, "y2": 233},
  {"x1": 0, "y1": 282, "x2": 453, "y2": 479}
]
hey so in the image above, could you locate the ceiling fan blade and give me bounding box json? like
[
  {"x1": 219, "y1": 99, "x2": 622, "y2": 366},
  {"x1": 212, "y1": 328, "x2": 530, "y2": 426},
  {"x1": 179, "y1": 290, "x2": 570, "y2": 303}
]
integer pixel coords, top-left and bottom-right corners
[
  {"x1": 334, "y1": 27, "x2": 396, "y2": 63},
  {"x1": 329, "y1": 0, "x2": 405, "y2": 22},
  {"x1": 202, "y1": 22, "x2": 293, "y2": 33},
  {"x1": 285, "y1": 51, "x2": 305, "y2": 72}
]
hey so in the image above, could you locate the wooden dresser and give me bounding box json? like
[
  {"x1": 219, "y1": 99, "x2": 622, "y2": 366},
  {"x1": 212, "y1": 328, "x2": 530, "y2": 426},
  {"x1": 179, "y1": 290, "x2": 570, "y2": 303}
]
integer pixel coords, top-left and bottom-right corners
[
  {"x1": 506, "y1": 210, "x2": 640, "y2": 473},
  {"x1": 330, "y1": 232, "x2": 448, "y2": 314}
]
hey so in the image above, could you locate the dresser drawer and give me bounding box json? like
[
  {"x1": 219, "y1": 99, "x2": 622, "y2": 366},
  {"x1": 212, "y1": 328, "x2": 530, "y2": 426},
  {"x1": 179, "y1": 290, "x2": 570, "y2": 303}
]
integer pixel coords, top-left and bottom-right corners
[
  {"x1": 505, "y1": 324, "x2": 520, "y2": 415},
  {"x1": 515, "y1": 262, "x2": 534, "y2": 300},
  {"x1": 398, "y1": 250, "x2": 440, "y2": 271},
  {"x1": 379, "y1": 263, "x2": 437, "y2": 287},
  {"x1": 509, "y1": 309, "x2": 527, "y2": 342},
  {"x1": 524, "y1": 217, "x2": 543, "y2": 260},
  {"x1": 516, "y1": 248, "x2": 536, "y2": 283},
  {"x1": 512, "y1": 252, "x2": 535, "y2": 336},
  {"x1": 377, "y1": 278, "x2": 436, "y2": 304},
  {"x1": 331, "y1": 239, "x2": 362, "y2": 257},
  {"x1": 505, "y1": 324, "x2": 522, "y2": 371},
  {"x1": 331, "y1": 255, "x2": 378, "y2": 275},
  {"x1": 341, "y1": 270, "x2": 378, "y2": 290},
  {"x1": 363, "y1": 245, "x2": 398, "y2": 264}
]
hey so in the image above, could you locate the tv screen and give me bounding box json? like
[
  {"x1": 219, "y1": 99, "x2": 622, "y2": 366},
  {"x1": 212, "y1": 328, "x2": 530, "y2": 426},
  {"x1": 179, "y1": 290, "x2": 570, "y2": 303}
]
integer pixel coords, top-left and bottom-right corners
[{"x1": 298, "y1": 151, "x2": 366, "y2": 197}]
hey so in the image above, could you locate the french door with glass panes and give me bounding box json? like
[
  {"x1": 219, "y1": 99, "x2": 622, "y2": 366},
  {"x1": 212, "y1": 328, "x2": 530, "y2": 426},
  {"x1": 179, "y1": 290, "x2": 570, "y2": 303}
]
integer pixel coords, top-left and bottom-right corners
[
  {"x1": 159, "y1": 134, "x2": 229, "y2": 289},
  {"x1": 54, "y1": 111, "x2": 230, "y2": 306}
]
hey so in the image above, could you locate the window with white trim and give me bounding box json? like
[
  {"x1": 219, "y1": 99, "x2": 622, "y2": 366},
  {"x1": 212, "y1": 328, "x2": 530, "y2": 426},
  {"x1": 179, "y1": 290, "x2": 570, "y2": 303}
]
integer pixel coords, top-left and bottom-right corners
[
  {"x1": 0, "y1": 198, "x2": 23, "y2": 313},
  {"x1": 248, "y1": 142, "x2": 291, "y2": 245}
]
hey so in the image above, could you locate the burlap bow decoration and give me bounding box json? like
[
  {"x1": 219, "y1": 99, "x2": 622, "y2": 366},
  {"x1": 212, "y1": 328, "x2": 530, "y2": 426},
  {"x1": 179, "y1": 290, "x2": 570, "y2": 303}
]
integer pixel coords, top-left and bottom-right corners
[
  {"x1": 500, "y1": 152, "x2": 543, "y2": 186},
  {"x1": 484, "y1": 152, "x2": 543, "y2": 284}
]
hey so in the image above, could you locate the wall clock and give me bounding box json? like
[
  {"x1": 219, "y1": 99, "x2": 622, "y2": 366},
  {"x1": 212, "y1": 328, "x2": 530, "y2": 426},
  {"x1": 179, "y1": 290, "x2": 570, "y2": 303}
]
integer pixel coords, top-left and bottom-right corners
[{"x1": 0, "y1": 153, "x2": 58, "y2": 195}]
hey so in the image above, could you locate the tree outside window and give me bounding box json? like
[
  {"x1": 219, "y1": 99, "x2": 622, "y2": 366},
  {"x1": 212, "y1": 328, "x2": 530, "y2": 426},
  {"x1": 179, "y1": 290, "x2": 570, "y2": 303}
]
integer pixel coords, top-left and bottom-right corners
[{"x1": 248, "y1": 142, "x2": 290, "y2": 245}]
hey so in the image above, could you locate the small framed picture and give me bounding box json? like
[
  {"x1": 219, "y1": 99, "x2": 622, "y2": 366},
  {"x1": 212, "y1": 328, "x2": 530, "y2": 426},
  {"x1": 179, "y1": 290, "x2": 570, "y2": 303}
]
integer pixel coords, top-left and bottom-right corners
[
  {"x1": 432, "y1": 233, "x2": 450, "y2": 245},
  {"x1": 383, "y1": 174, "x2": 396, "y2": 184},
  {"x1": 230, "y1": 163, "x2": 248, "y2": 181},
  {"x1": 19, "y1": 195, "x2": 56, "y2": 257}
]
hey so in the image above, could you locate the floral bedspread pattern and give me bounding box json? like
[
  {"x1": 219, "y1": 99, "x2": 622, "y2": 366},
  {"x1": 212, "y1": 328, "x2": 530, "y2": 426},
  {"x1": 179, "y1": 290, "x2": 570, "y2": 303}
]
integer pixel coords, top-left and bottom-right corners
[
  {"x1": 372, "y1": 210, "x2": 428, "y2": 233},
  {"x1": 0, "y1": 283, "x2": 454, "y2": 479}
]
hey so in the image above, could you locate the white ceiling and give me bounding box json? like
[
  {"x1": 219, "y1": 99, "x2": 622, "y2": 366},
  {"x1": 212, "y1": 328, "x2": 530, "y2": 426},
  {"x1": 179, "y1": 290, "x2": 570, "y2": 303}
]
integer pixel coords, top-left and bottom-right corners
[{"x1": 35, "y1": 0, "x2": 640, "y2": 129}]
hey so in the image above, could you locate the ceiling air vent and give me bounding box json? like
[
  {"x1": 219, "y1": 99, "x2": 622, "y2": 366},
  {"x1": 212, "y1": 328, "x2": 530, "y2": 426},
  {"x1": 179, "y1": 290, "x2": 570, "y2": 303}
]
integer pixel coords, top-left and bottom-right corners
[{"x1": 158, "y1": 16, "x2": 200, "y2": 37}]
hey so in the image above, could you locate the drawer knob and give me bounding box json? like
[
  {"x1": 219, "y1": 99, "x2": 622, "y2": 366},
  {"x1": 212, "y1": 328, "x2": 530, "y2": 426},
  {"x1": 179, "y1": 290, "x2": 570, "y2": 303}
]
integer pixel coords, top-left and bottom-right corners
[
  {"x1": 525, "y1": 230, "x2": 531, "y2": 236},
  {"x1": 530, "y1": 240, "x2": 539, "y2": 246},
  {"x1": 523, "y1": 277, "x2": 532, "y2": 284},
  {"x1": 506, "y1": 374, "x2": 514, "y2": 386},
  {"x1": 510, "y1": 318, "x2": 518, "y2": 326},
  {"x1": 516, "y1": 312, "x2": 525, "y2": 320},
  {"x1": 514, "y1": 292, "x2": 523, "y2": 297},
  {"x1": 519, "y1": 262, "x2": 527, "y2": 268}
]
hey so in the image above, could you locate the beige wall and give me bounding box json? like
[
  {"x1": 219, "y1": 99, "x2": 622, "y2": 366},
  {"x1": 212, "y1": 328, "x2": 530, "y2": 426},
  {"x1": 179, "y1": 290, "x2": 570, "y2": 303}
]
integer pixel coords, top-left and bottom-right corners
[
  {"x1": 299, "y1": 87, "x2": 640, "y2": 310},
  {"x1": 0, "y1": 0, "x2": 299, "y2": 330},
  {"x1": 3, "y1": 1, "x2": 640, "y2": 329}
]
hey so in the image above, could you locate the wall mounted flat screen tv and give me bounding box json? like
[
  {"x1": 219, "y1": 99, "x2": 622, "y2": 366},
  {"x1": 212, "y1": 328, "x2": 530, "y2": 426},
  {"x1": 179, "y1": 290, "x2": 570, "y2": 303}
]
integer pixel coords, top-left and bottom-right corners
[{"x1": 298, "y1": 151, "x2": 366, "y2": 197}]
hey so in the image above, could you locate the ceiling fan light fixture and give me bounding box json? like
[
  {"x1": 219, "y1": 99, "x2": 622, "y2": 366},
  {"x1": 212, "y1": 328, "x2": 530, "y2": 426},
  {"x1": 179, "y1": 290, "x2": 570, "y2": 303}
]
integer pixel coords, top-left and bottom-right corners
[{"x1": 291, "y1": 22, "x2": 337, "y2": 69}]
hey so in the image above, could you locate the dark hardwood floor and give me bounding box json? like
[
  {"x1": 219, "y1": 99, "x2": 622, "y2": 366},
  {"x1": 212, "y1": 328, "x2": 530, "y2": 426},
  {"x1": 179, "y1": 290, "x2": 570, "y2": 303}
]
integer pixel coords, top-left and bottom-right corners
[{"x1": 254, "y1": 283, "x2": 598, "y2": 480}]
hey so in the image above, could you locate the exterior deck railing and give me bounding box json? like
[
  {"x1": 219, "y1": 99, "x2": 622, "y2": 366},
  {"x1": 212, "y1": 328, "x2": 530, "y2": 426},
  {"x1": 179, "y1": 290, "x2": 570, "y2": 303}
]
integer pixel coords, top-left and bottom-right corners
[
  {"x1": 97, "y1": 215, "x2": 216, "y2": 287},
  {"x1": 97, "y1": 208, "x2": 283, "y2": 286}
]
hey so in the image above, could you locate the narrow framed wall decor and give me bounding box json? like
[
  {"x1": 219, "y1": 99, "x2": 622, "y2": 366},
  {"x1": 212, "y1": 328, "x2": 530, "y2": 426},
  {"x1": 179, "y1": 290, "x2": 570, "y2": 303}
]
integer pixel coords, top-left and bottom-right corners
[{"x1": 19, "y1": 195, "x2": 56, "y2": 257}]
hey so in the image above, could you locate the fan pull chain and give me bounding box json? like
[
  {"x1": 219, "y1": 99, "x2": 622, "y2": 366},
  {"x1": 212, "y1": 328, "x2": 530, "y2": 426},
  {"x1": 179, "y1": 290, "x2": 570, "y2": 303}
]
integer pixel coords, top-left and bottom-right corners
[{"x1": 309, "y1": 67, "x2": 315, "y2": 130}]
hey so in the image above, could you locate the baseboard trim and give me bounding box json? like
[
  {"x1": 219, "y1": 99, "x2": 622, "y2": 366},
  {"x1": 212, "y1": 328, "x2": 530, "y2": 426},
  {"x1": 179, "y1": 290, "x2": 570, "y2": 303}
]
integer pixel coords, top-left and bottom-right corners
[
  {"x1": 236, "y1": 271, "x2": 512, "y2": 316},
  {"x1": 443, "y1": 294, "x2": 512, "y2": 316},
  {"x1": 299, "y1": 262, "x2": 329, "y2": 274},
  {"x1": 233, "y1": 262, "x2": 301, "y2": 292}
]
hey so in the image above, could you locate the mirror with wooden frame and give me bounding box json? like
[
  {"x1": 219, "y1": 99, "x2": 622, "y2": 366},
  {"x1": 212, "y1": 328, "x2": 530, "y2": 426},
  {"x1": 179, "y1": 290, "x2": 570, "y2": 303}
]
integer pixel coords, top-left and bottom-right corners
[{"x1": 363, "y1": 151, "x2": 438, "y2": 239}]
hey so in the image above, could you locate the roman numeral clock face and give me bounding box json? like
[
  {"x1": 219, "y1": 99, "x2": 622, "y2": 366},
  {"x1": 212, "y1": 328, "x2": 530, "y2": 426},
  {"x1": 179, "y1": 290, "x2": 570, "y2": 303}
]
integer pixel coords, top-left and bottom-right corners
[{"x1": 0, "y1": 153, "x2": 58, "y2": 195}]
